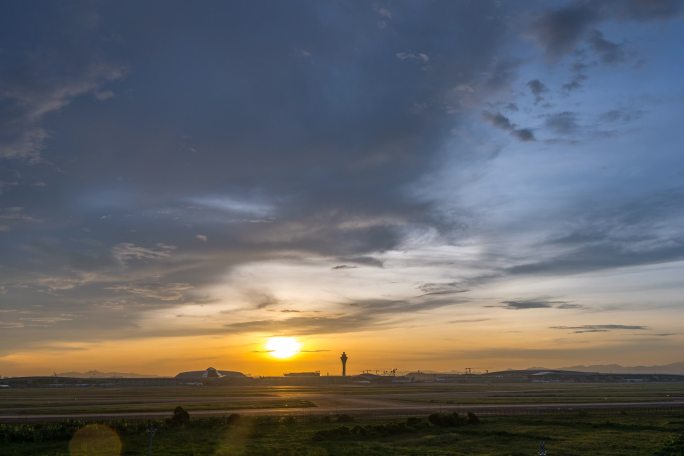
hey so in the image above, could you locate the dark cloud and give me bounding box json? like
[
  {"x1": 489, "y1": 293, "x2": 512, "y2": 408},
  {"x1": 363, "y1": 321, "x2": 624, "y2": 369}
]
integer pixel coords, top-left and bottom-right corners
[
  {"x1": 0, "y1": 0, "x2": 516, "y2": 259},
  {"x1": 531, "y1": 3, "x2": 599, "y2": 58},
  {"x1": 226, "y1": 314, "x2": 380, "y2": 336},
  {"x1": 531, "y1": 0, "x2": 683, "y2": 58},
  {"x1": 543, "y1": 108, "x2": 642, "y2": 143},
  {"x1": 339, "y1": 256, "x2": 384, "y2": 268},
  {"x1": 418, "y1": 282, "x2": 468, "y2": 296},
  {"x1": 435, "y1": 338, "x2": 678, "y2": 360},
  {"x1": 246, "y1": 292, "x2": 279, "y2": 310},
  {"x1": 512, "y1": 128, "x2": 535, "y2": 141},
  {"x1": 508, "y1": 188, "x2": 684, "y2": 276},
  {"x1": 510, "y1": 241, "x2": 684, "y2": 276},
  {"x1": 112, "y1": 243, "x2": 175, "y2": 263},
  {"x1": 483, "y1": 111, "x2": 515, "y2": 130},
  {"x1": 545, "y1": 111, "x2": 580, "y2": 135},
  {"x1": 0, "y1": 1, "x2": 529, "y2": 352},
  {"x1": 105, "y1": 282, "x2": 194, "y2": 302},
  {"x1": 482, "y1": 111, "x2": 536, "y2": 141},
  {"x1": 0, "y1": 206, "x2": 41, "y2": 231},
  {"x1": 483, "y1": 60, "x2": 522, "y2": 90},
  {"x1": 346, "y1": 296, "x2": 464, "y2": 316},
  {"x1": 224, "y1": 294, "x2": 465, "y2": 336},
  {"x1": 489, "y1": 299, "x2": 580, "y2": 310},
  {"x1": 0, "y1": 1, "x2": 126, "y2": 160},
  {"x1": 599, "y1": 108, "x2": 643, "y2": 123},
  {"x1": 613, "y1": 0, "x2": 684, "y2": 20},
  {"x1": 551, "y1": 324, "x2": 648, "y2": 333},
  {"x1": 563, "y1": 61, "x2": 589, "y2": 91},
  {"x1": 527, "y1": 79, "x2": 548, "y2": 104},
  {"x1": 588, "y1": 30, "x2": 626, "y2": 64},
  {"x1": 0, "y1": 1, "x2": 682, "y2": 364},
  {"x1": 448, "y1": 318, "x2": 491, "y2": 324}
]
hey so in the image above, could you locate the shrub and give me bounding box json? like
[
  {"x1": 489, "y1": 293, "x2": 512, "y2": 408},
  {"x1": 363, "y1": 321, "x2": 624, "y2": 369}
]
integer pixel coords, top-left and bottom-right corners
[
  {"x1": 406, "y1": 417, "x2": 423, "y2": 428},
  {"x1": 428, "y1": 412, "x2": 469, "y2": 427},
  {"x1": 254, "y1": 416, "x2": 278, "y2": 426},
  {"x1": 653, "y1": 433, "x2": 684, "y2": 455},
  {"x1": 312, "y1": 419, "x2": 422, "y2": 442},
  {"x1": 336, "y1": 414, "x2": 354, "y2": 423},
  {"x1": 225, "y1": 414, "x2": 241, "y2": 425},
  {"x1": 312, "y1": 426, "x2": 353, "y2": 440},
  {"x1": 281, "y1": 416, "x2": 297, "y2": 425},
  {"x1": 467, "y1": 412, "x2": 480, "y2": 424},
  {"x1": 351, "y1": 425, "x2": 368, "y2": 437},
  {"x1": 170, "y1": 406, "x2": 190, "y2": 426},
  {"x1": 301, "y1": 415, "x2": 329, "y2": 424}
]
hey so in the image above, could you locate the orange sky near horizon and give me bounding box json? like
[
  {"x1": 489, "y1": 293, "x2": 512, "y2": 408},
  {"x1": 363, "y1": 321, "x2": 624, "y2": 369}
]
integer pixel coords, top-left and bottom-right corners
[{"x1": 3, "y1": 319, "x2": 682, "y2": 377}]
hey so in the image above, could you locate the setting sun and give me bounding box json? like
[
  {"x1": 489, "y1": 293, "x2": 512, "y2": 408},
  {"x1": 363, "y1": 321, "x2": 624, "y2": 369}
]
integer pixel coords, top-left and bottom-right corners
[{"x1": 265, "y1": 337, "x2": 301, "y2": 359}]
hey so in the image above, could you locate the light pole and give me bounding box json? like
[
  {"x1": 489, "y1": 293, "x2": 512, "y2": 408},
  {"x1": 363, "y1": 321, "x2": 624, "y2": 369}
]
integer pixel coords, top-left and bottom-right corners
[
  {"x1": 147, "y1": 423, "x2": 157, "y2": 456},
  {"x1": 539, "y1": 440, "x2": 546, "y2": 456}
]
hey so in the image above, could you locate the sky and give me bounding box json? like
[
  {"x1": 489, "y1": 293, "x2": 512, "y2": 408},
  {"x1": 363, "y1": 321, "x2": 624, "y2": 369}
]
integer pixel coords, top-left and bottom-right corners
[{"x1": 1, "y1": 0, "x2": 683, "y2": 377}]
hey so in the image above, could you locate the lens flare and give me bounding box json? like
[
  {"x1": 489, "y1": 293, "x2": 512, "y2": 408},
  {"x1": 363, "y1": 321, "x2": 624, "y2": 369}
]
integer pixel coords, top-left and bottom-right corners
[
  {"x1": 69, "y1": 424, "x2": 122, "y2": 456},
  {"x1": 265, "y1": 337, "x2": 301, "y2": 359}
]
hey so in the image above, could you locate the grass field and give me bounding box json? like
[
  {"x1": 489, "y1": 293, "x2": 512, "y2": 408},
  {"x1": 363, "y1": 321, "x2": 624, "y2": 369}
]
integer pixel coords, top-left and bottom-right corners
[
  {"x1": 2, "y1": 383, "x2": 684, "y2": 454},
  {"x1": 2, "y1": 409, "x2": 684, "y2": 455}
]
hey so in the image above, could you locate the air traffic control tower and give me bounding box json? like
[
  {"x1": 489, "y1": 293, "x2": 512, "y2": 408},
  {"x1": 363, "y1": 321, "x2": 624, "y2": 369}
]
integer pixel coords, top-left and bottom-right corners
[{"x1": 340, "y1": 352, "x2": 348, "y2": 377}]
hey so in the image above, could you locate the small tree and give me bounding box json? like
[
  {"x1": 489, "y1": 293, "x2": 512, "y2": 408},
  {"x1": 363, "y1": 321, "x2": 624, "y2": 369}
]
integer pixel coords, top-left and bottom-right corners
[{"x1": 170, "y1": 406, "x2": 190, "y2": 426}]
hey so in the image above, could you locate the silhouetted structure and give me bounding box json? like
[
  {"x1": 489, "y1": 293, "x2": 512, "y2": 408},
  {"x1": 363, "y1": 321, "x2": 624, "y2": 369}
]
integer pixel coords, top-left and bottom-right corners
[
  {"x1": 340, "y1": 352, "x2": 348, "y2": 377},
  {"x1": 175, "y1": 367, "x2": 246, "y2": 380},
  {"x1": 206, "y1": 367, "x2": 220, "y2": 378},
  {"x1": 284, "y1": 371, "x2": 320, "y2": 377}
]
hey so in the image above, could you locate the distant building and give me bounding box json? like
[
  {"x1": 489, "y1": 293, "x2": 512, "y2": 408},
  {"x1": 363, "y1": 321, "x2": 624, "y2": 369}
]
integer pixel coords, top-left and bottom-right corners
[
  {"x1": 407, "y1": 371, "x2": 439, "y2": 382},
  {"x1": 205, "y1": 367, "x2": 220, "y2": 378},
  {"x1": 175, "y1": 367, "x2": 246, "y2": 380},
  {"x1": 284, "y1": 371, "x2": 320, "y2": 377}
]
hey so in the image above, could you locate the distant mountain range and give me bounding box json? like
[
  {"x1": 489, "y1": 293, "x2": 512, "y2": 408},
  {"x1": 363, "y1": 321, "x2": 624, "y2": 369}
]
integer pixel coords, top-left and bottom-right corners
[
  {"x1": 528, "y1": 362, "x2": 684, "y2": 375},
  {"x1": 57, "y1": 370, "x2": 161, "y2": 378}
]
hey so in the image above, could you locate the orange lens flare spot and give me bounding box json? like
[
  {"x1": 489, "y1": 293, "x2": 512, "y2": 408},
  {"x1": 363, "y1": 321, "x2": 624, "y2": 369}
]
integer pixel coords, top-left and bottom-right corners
[{"x1": 69, "y1": 424, "x2": 122, "y2": 456}]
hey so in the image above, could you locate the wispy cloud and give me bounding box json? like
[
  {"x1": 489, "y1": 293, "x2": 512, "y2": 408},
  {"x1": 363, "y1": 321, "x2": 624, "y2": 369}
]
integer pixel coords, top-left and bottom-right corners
[
  {"x1": 112, "y1": 243, "x2": 175, "y2": 264},
  {"x1": 186, "y1": 196, "x2": 274, "y2": 217},
  {"x1": 488, "y1": 299, "x2": 582, "y2": 310},
  {"x1": 418, "y1": 282, "x2": 469, "y2": 296},
  {"x1": 550, "y1": 324, "x2": 648, "y2": 333},
  {"x1": 106, "y1": 282, "x2": 193, "y2": 302},
  {"x1": 482, "y1": 111, "x2": 535, "y2": 141},
  {"x1": 0, "y1": 50, "x2": 125, "y2": 159},
  {"x1": 527, "y1": 79, "x2": 548, "y2": 104},
  {"x1": 224, "y1": 294, "x2": 466, "y2": 336}
]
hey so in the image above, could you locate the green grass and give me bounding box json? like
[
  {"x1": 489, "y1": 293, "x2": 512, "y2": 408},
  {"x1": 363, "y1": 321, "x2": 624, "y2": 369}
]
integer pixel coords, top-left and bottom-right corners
[{"x1": 2, "y1": 409, "x2": 684, "y2": 455}]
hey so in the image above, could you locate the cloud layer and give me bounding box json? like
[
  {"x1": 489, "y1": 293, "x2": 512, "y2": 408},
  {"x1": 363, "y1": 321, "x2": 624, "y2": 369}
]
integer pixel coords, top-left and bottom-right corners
[{"x1": 1, "y1": 0, "x2": 683, "y2": 372}]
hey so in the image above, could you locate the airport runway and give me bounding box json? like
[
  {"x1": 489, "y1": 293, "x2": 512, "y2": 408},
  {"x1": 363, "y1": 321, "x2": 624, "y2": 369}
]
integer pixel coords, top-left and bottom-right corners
[{"x1": 2, "y1": 400, "x2": 684, "y2": 423}]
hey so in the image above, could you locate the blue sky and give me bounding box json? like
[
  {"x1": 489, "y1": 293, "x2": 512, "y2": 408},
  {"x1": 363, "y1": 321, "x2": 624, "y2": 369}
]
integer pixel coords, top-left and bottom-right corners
[{"x1": 1, "y1": 0, "x2": 683, "y2": 375}]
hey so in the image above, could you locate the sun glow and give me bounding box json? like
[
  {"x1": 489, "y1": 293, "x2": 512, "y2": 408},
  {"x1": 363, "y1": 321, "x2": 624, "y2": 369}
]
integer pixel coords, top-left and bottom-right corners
[{"x1": 265, "y1": 337, "x2": 301, "y2": 359}]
